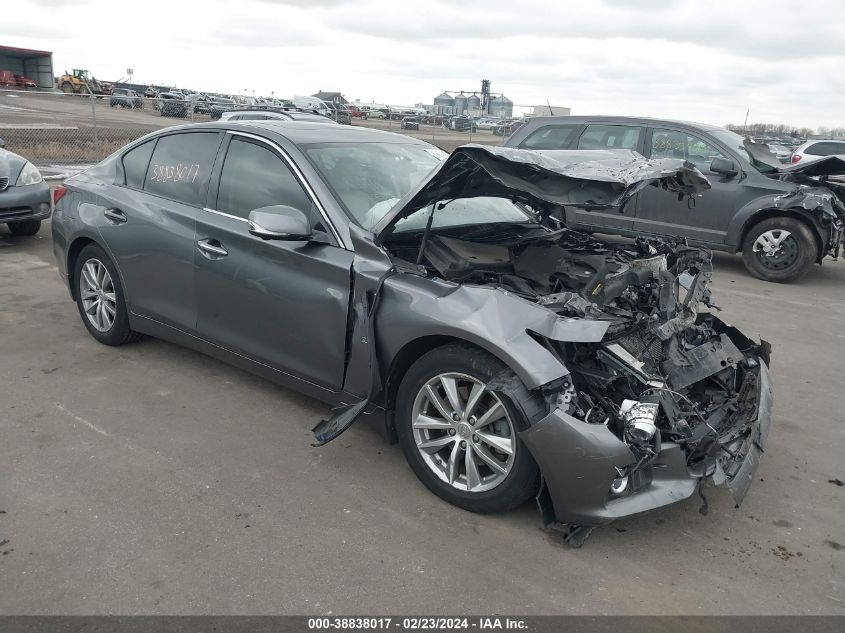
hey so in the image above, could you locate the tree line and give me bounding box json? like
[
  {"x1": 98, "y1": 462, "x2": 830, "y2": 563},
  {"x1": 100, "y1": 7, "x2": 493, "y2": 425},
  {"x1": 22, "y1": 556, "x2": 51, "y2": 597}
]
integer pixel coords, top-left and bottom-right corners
[{"x1": 725, "y1": 122, "x2": 845, "y2": 138}]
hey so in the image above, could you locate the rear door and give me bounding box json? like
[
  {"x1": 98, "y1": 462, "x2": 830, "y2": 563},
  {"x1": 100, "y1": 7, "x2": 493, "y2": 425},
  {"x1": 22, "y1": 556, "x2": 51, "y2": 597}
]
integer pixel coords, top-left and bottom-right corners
[
  {"x1": 97, "y1": 130, "x2": 223, "y2": 331},
  {"x1": 193, "y1": 132, "x2": 354, "y2": 390},
  {"x1": 633, "y1": 127, "x2": 738, "y2": 244},
  {"x1": 566, "y1": 123, "x2": 644, "y2": 232}
]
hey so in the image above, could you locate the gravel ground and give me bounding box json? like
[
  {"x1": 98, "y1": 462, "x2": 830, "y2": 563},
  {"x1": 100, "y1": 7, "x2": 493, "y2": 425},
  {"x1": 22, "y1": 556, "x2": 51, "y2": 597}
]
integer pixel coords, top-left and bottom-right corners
[{"x1": 0, "y1": 221, "x2": 843, "y2": 615}]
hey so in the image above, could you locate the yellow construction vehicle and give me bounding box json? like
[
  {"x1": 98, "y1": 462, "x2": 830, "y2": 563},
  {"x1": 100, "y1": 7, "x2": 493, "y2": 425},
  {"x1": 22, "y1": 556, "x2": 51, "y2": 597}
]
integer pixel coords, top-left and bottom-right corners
[{"x1": 56, "y1": 69, "x2": 110, "y2": 95}]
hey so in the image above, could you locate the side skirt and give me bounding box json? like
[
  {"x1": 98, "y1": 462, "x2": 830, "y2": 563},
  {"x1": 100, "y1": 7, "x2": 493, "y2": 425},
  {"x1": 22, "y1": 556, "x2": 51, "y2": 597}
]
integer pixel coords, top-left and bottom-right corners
[{"x1": 129, "y1": 313, "x2": 349, "y2": 408}]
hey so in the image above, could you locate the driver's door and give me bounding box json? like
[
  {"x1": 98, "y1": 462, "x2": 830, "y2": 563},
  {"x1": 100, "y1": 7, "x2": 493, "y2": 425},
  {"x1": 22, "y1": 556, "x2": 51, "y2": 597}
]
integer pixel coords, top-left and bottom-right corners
[
  {"x1": 193, "y1": 133, "x2": 354, "y2": 390},
  {"x1": 633, "y1": 127, "x2": 739, "y2": 245}
]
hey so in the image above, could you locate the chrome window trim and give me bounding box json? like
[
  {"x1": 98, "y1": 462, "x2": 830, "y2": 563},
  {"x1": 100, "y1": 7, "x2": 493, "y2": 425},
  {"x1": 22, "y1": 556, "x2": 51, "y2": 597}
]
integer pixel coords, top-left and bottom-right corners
[
  {"x1": 203, "y1": 207, "x2": 247, "y2": 223},
  {"x1": 219, "y1": 129, "x2": 349, "y2": 250}
]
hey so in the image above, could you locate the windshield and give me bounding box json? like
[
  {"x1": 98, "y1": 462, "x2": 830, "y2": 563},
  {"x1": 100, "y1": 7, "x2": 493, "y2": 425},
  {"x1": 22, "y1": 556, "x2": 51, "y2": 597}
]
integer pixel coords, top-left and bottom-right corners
[
  {"x1": 305, "y1": 143, "x2": 448, "y2": 229},
  {"x1": 709, "y1": 129, "x2": 779, "y2": 174},
  {"x1": 393, "y1": 197, "x2": 533, "y2": 233}
]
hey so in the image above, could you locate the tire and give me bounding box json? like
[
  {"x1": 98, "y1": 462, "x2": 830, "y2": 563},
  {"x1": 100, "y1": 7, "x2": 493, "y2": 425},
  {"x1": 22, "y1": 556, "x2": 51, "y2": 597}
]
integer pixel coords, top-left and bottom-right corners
[
  {"x1": 61, "y1": 83, "x2": 72, "y2": 94},
  {"x1": 8, "y1": 220, "x2": 41, "y2": 236},
  {"x1": 395, "y1": 343, "x2": 541, "y2": 514},
  {"x1": 73, "y1": 244, "x2": 142, "y2": 346},
  {"x1": 741, "y1": 216, "x2": 817, "y2": 283}
]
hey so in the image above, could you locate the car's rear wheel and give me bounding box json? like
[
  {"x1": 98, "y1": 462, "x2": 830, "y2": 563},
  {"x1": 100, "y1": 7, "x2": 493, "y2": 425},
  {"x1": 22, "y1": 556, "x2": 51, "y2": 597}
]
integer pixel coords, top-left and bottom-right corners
[
  {"x1": 73, "y1": 244, "x2": 142, "y2": 346},
  {"x1": 395, "y1": 344, "x2": 540, "y2": 514},
  {"x1": 7, "y1": 220, "x2": 41, "y2": 236},
  {"x1": 741, "y1": 216, "x2": 816, "y2": 283}
]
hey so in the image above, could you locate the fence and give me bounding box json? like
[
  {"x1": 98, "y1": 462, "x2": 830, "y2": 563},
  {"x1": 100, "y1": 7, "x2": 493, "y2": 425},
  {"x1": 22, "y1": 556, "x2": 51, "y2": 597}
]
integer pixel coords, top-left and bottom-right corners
[{"x1": 0, "y1": 89, "x2": 509, "y2": 176}]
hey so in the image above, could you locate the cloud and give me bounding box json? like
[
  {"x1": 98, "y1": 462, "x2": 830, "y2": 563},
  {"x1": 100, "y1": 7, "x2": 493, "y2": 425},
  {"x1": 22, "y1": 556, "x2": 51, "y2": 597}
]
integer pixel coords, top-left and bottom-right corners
[{"x1": 7, "y1": 0, "x2": 844, "y2": 128}]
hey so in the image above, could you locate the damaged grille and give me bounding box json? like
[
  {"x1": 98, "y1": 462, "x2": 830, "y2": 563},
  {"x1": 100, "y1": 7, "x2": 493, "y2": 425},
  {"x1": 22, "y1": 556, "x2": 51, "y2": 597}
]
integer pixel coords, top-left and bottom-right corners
[{"x1": 616, "y1": 329, "x2": 662, "y2": 364}]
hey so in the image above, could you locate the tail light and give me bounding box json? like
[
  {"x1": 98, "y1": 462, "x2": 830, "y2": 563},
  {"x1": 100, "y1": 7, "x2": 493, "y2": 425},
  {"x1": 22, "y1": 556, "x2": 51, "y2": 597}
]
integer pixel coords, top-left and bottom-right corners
[
  {"x1": 791, "y1": 154, "x2": 802, "y2": 164},
  {"x1": 52, "y1": 185, "x2": 67, "y2": 206}
]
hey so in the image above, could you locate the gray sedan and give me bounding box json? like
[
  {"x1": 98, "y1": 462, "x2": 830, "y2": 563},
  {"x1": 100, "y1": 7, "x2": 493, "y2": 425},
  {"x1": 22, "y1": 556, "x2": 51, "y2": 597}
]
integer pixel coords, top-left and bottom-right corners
[
  {"x1": 51, "y1": 121, "x2": 772, "y2": 544},
  {"x1": 0, "y1": 139, "x2": 51, "y2": 236}
]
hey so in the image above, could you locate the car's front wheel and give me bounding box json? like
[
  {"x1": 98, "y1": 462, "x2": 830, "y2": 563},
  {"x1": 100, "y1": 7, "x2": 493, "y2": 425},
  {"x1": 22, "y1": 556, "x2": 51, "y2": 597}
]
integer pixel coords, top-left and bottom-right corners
[
  {"x1": 741, "y1": 216, "x2": 817, "y2": 283},
  {"x1": 73, "y1": 244, "x2": 142, "y2": 346},
  {"x1": 395, "y1": 344, "x2": 540, "y2": 514},
  {"x1": 7, "y1": 220, "x2": 41, "y2": 236}
]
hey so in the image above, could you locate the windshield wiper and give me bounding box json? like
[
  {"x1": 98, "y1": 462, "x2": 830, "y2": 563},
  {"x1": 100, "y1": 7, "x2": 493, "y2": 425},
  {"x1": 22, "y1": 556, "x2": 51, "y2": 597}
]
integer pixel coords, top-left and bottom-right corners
[{"x1": 416, "y1": 200, "x2": 455, "y2": 265}]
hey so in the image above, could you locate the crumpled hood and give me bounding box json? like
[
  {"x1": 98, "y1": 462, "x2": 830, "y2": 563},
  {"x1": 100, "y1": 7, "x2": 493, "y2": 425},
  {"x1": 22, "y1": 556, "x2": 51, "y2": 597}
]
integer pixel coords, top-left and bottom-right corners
[
  {"x1": 742, "y1": 140, "x2": 845, "y2": 219},
  {"x1": 374, "y1": 145, "x2": 710, "y2": 239},
  {"x1": 780, "y1": 155, "x2": 845, "y2": 178},
  {"x1": 743, "y1": 139, "x2": 845, "y2": 178}
]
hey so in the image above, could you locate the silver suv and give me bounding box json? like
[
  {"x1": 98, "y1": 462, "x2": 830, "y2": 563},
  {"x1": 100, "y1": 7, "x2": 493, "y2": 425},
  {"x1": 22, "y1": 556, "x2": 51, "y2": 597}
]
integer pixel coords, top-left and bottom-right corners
[{"x1": 790, "y1": 139, "x2": 845, "y2": 165}]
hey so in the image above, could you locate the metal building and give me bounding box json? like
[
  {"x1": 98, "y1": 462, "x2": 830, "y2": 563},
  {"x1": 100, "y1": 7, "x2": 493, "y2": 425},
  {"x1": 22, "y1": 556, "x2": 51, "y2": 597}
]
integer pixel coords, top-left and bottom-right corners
[
  {"x1": 0, "y1": 45, "x2": 54, "y2": 88},
  {"x1": 433, "y1": 92, "x2": 455, "y2": 115},
  {"x1": 488, "y1": 94, "x2": 514, "y2": 119}
]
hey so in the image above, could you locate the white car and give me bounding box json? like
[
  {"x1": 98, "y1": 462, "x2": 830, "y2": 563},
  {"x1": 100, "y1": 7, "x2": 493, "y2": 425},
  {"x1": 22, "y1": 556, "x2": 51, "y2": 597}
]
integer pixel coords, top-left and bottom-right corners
[
  {"x1": 789, "y1": 139, "x2": 845, "y2": 165},
  {"x1": 474, "y1": 118, "x2": 498, "y2": 131}
]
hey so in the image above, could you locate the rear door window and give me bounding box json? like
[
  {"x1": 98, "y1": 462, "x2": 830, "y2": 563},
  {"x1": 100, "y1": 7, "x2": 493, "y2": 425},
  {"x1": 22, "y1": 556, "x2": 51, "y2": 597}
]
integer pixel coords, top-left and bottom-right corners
[
  {"x1": 577, "y1": 124, "x2": 642, "y2": 150},
  {"x1": 122, "y1": 139, "x2": 156, "y2": 189},
  {"x1": 805, "y1": 142, "x2": 845, "y2": 156},
  {"x1": 143, "y1": 132, "x2": 221, "y2": 206},
  {"x1": 518, "y1": 125, "x2": 579, "y2": 149}
]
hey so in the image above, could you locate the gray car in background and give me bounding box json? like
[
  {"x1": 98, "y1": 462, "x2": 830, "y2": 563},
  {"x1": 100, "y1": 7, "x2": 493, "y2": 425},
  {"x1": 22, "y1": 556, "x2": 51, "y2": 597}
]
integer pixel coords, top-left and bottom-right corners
[
  {"x1": 51, "y1": 121, "x2": 772, "y2": 544},
  {"x1": 0, "y1": 138, "x2": 51, "y2": 236},
  {"x1": 507, "y1": 116, "x2": 845, "y2": 282},
  {"x1": 218, "y1": 109, "x2": 338, "y2": 124}
]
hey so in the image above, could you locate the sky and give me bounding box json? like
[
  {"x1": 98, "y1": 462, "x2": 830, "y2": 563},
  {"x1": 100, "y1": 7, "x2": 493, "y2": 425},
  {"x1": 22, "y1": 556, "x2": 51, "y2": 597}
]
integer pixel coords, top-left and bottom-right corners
[{"x1": 4, "y1": 0, "x2": 845, "y2": 129}]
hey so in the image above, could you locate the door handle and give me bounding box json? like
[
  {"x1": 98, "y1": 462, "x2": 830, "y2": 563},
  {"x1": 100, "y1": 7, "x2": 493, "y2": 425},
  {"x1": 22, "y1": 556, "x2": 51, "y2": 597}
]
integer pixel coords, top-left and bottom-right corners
[
  {"x1": 197, "y1": 238, "x2": 228, "y2": 258},
  {"x1": 104, "y1": 207, "x2": 127, "y2": 224}
]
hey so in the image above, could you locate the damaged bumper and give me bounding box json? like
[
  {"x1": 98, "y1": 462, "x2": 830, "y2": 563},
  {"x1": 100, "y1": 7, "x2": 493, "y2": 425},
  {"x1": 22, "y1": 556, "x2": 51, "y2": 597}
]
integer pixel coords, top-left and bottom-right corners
[{"x1": 521, "y1": 359, "x2": 773, "y2": 527}]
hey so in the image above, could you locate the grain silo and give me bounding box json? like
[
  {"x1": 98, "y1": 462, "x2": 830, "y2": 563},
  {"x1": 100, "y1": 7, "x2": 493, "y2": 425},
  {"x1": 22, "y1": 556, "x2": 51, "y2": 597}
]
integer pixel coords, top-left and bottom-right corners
[
  {"x1": 453, "y1": 93, "x2": 468, "y2": 115},
  {"x1": 433, "y1": 92, "x2": 455, "y2": 115}
]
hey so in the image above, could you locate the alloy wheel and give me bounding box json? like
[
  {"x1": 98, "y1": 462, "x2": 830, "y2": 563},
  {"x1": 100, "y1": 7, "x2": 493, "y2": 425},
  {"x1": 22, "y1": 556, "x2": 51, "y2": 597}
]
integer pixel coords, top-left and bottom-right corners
[
  {"x1": 411, "y1": 372, "x2": 516, "y2": 493},
  {"x1": 79, "y1": 258, "x2": 117, "y2": 332}
]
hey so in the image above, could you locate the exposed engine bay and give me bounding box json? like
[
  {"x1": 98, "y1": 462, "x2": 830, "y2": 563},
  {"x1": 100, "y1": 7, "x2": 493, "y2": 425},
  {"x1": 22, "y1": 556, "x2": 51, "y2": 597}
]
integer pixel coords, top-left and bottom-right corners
[
  {"x1": 385, "y1": 222, "x2": 770, "y2": 510},
  {"x1": 317, "y1": 144, "x2": 773, "y2": 543}
]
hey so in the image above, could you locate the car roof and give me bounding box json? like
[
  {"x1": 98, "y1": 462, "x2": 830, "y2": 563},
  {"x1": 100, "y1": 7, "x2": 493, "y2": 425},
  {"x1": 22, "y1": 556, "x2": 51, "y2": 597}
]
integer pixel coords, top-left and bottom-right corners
[
  {"x1": 173, "y1": 120, "x2": 433, "y2": 146},
  {"x1": 522, "y1": 115, "x2": 725, "y2": 132}
]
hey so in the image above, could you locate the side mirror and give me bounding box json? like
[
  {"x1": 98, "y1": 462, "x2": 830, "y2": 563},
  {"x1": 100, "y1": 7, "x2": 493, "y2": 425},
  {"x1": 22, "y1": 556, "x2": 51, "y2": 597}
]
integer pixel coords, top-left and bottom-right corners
[
  {"x1": 248, "y1": 205, "x2": 312, "y2": 241},
  {"x1": 710, "y1": 157, "x2": 738, "y2": 177}
]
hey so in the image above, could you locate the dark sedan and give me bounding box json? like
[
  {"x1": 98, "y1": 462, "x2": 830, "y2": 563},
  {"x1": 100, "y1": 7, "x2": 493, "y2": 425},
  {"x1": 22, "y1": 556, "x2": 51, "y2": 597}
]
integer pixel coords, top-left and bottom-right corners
[
  {"x1": 51, "y1": 122, "x2": 772, "y2": 544},
  {"x1": 110, "y1": 88, "x2": 144, "y2": 109},
  {"x1": 0, "y1": 139, "x2": 51, "y2": 235},
  {"x1": 156, "y1": 93, "x2": 189, "y2": 117},
  {"x1": 400, "y1": 116, "x2": 420, "y2": 130}
]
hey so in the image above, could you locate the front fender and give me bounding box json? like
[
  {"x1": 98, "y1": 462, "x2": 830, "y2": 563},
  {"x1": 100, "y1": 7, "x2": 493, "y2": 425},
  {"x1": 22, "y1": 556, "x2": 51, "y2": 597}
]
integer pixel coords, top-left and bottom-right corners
[
  {"x1": 376, "y1": 275, "x2": 610, "y2": 390},
  {"x1": 727, "y1": 192, "x2": 828, "y2": 251}
]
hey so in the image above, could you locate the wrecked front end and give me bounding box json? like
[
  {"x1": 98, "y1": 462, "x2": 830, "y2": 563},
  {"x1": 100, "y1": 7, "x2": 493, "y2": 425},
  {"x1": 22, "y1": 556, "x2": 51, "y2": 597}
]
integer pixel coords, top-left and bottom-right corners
[
  {"x1": 746, "y1": 143, "x2": 845, "y2": 260},
  {"x1": 328, "y1": 144, "x2": 774, "y2": 542},
  {"x1": 388, "y1": 224, "x2": 773, "y2": 542},
  {"x1": 508, "y1": 238, "x2": 773, "y2": 542}
]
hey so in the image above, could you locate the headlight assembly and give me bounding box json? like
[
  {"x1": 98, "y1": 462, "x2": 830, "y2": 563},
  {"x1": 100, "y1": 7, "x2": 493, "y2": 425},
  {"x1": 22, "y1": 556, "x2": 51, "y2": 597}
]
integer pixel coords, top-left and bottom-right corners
[{"x1": 16, "y1": 161, "x2": 43, "y2": 186}]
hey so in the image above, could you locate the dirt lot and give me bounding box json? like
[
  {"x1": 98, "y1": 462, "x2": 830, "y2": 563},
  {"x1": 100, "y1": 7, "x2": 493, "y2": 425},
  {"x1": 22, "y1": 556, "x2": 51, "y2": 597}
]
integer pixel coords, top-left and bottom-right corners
[{"x1": 0, "y1": 220, "x2": 843, "y2": 615}]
